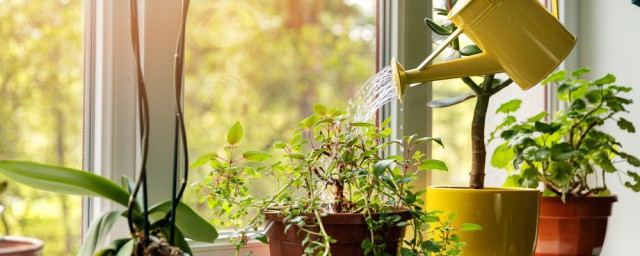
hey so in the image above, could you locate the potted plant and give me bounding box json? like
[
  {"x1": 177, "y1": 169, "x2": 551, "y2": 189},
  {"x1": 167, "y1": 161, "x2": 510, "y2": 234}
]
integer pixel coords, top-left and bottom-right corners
[
  {"x1": 192, "y1": 107, "x2": 481, "y2": 256},
  {"x1": 0, "y1": 181, "x2": 44, "y2": 256},
  {"x1": 391, "y1": 2, "x2": 545, "y2": 255},
  {"x1": 490, "y1": 68, "x2": 640, "y2": 256},
  {"x1": 0, "y1": 0, "x2": 219, "y2": 254}
]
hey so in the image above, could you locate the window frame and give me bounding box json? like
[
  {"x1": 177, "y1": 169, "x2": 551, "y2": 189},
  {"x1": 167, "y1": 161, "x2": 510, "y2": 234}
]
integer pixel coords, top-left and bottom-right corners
[{"x1": 83, "y1": 0, "x2": 430, "y2": 254}]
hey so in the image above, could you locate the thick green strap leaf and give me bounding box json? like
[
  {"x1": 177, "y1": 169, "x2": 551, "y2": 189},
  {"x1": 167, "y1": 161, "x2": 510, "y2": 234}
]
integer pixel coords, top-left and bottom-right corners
[
  {"x1": 149, "y1": 200, "x2": 218, "y2": 243},
  {"x1": 95, "y1": 238, "x2": 133, "y2": 256},
  {"x1": 0, "y1": 160, "x2": 130, "y2": 207},
  {"x1": 160, "y1": 225, "x2": 192, "y2": 255},
  {"x1": 115, "y1": 239, "x2": 135, "y2": 256},
  {"x1": 78, "y1": 210, "x2": 124, "y2": 256},
  {"x1": 427, "y1": 93, "x2": 476, "y2": 108}
]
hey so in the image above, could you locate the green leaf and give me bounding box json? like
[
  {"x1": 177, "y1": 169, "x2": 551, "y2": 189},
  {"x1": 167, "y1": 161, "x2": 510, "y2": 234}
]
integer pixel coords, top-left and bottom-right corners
[
  {"x1": 313, "y1": 104, "x2": 328, "y2": 115},
  {"x1": 242, "y1": 151, "x2": 271, "y2": 162},
  {"x1": 159, "y1": 224, "x2": 192, "y2": 255},
  {"x1": 527, "y1": 112, "x2": 547, "y2": 123},
  {"x1": 373, "y1": 160, "x2": 395, "y2": 177},
  {"x1": 619, "y1": 152, "x2": 640, "y2": 167},
  {"x1": 148, "y1": 201, "x2": 218, "y2": 243},
  {"x1": 534, "y1": 121, "x2": 560, "y2": 134},
  {"x1": 424, "y1": 18, "x2": 452, "y2": 35},
  {"x1": 570, "y1": 99, "x2": 586, "y2": 111},
  {"x1": 418, "y1": 159, "x2": 448, "y2": 171},
  {"x1": 617, "y1": 118, "x2": 636, "y2": 133},
  {"x1": 302, "y1": 115, "x2": 318, "y2": 128},
  {"x1": 570, "y1": 67, "x2": 590, "y2": 77},
  {"x1": 585, "y1": 90, "x2": 602, "y2": 104},
  {"x1": 503, "y1": 175, "x2": 523, "y2": 187},
  {"x1": 550, "y1": 143, "x2": 580, "y2": 161},
  {"x1": 121, "y1": 176, "x2": 142, "y2": 208},
  {"x1": 427, "y1": 93, "x2": 476, "y2": 108},
  {"x1": 624, "y1": 171, "x2": 640, "y2": 192},
  {"x1": 448, "y1": 212, "x2": 457, "y2": 221},
  {"x1": 191, "y1": 152, "x2": 219, "y2": 168},
  {"x1": 95, "y1": 238, "x2": 133, "y2": 256},
  {"x1": 496, "y1": 99, "x2": 522, "y2": 114},
  {"x1": 0, "y1": 161, "x2": 130, "y2": 207},
  {"x1": 491, "y1": 143, "x2": 515, "y2": 169},
  {"x1": 460, "y1": 223, "x2": 483, "y2": 231},
  {"x1": 115, "y1": 239, "x2": 135, "y2": 256},
  {"x1": 548, "y1": 162, "x2": 572, "y2": 183},
  {"x1": 593, "y1": 74, "x2": 616, "y2": 85},
  {"x1": 460, "y1": 45, "x2": 482, "y2": 56},
  {"x1": 227, "y1": 121, "x2": 243, "y2": 145},
  {"x1": 541, "y1": 70, "x2": 567, "y2": 85},
  {"x1": 594, "y1": 151, "x2": 616, "y2": 173},
  {"x1": 414, "y1": 137, "x2": 444, "y2": 148},
  {"x1": 253, "y1": 233, "x2": 269, "y2": 244},
  {"x1": 78, "y1": 210, "x2": 124, "y2": 256}
]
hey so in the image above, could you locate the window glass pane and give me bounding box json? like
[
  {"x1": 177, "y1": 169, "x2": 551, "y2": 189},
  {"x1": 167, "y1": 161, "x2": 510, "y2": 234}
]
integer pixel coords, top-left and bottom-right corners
[
  {"x1": 0, "y1": 1, "x2": 84, "y2": 255},
  {"x1": 184, "y1": 0, "x2": 376, "y2": 228},
  {"x1": 430, "y1": 0, "x2": 473, "y2": 186}
]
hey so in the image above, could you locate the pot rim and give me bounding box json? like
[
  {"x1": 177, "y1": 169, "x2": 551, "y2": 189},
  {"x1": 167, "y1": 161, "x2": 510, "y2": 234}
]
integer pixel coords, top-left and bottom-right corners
[
  {"x1": 264, "y1": 208, "x2": 412, "y2": 225},
  {"x1": 0, "y1": 236, "x2": 44, "y2": 253},
  {"x1": 540, "y1": 195, "x2": 618, "y2": 203},
  {"x1": 428, "y1": 186, "x2": 540, "y2": 193}
]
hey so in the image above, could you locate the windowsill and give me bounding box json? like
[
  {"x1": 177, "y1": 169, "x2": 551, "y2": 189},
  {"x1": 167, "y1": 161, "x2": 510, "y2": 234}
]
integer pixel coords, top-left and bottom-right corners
[{"x1": 189, "y1": 234, "x2": 269, "y2": 256}]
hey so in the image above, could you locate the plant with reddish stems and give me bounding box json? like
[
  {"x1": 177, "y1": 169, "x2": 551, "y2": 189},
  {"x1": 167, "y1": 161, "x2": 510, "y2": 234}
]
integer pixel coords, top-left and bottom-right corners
[{"x1": 193, "y1": 104, "x2": 481, "y2": 256}]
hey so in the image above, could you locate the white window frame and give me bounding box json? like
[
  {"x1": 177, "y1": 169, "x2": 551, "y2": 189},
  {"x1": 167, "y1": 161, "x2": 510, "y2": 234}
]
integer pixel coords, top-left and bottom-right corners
[{"x1": 83, "y1": 0, "x2": 430, "y2": 255}]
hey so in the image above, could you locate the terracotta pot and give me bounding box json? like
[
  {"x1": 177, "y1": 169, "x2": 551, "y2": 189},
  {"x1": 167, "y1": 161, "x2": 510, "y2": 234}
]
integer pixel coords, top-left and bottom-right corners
[
  {"x1": 265, "y1": 210, "x2": 411, "y2": 256},
  {"x1": 536, "y1": 196, "x2": 617, "y2": 256},
  {"x1": 426, "y1": 187, "x2": 541, "y2": 256},
  {"x1": 0, "y1": 236, "x2": 43, "y2": 256}
]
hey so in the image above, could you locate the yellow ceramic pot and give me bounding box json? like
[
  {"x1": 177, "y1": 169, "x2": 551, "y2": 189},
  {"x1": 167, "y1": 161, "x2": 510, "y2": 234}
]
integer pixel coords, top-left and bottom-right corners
[{"x1": 426, "y1": 187, "x2": 540, "y2": 256}]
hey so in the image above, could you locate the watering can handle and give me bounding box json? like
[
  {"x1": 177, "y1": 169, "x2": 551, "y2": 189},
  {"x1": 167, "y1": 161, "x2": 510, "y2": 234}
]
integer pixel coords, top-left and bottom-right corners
[
  {"x1": 418, "y1": 28, "x2": 463, "y2": 71},
  {"x1": 417, "y1": 0, "x2": 558, "y2": 71}
]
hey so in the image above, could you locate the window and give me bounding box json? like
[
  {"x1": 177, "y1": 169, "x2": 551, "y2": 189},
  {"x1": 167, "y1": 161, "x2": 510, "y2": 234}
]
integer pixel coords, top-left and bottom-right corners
[
  {"x1": 0, "y1": 1, "x2": 84, "y2": 255},
  {"x1": 182, "y1": 0, "x2": 377, "y2": 229}
]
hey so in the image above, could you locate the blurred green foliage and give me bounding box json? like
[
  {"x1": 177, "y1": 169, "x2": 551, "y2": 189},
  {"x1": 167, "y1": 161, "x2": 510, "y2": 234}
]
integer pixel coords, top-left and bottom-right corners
[
  {"x1": 0, "y1": 0, "x2": 84, "y2": 255},
  {"x1": 182, "y1": 0, "x2": 377, "y2": 224}
]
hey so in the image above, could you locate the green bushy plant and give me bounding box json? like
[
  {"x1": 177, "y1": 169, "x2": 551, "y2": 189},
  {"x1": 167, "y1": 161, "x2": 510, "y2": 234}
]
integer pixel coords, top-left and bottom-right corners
[
  {"x1": 490, "y1": 68, "x2": 640, "y2": 198},
  {"x1": 193, "y1": 105, "x2": 481, "y2": 256}
]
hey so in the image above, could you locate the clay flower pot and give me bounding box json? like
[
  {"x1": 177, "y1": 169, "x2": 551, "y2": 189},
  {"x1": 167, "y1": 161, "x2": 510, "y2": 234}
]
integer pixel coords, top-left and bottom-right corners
[
  {"x1": 536, "y1": 196, "x2": 617, "y2": 256},
  {"x1": 265, "y1": 209, "x2": 411, "y2": 256},
  {"x1": 0, "y1": 236, "x2": 43, "y2": 256}
]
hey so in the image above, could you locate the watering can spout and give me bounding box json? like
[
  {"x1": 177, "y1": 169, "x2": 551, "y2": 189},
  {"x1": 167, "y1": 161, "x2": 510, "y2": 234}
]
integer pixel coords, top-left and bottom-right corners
[
  {"x1": 392, "y1": 53, "x2": 502, "y2": 101},
  {"x1": 392, "y1": 0, "x2": 576, "y2": 102}
]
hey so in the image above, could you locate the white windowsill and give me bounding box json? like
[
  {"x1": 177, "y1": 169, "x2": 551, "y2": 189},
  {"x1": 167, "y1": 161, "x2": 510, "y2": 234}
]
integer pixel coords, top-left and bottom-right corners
[{"x1": 189, "y1": 234, "x2": 269, "y2": 256}]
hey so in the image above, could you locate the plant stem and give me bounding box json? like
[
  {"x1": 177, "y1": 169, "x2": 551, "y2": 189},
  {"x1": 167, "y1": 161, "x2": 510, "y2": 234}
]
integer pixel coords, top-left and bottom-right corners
[
  {"x1": 313, "y1": 210, "x2": 331, "y2": 256},
  {"x1": 469, "y1": 90, "x2": 490, "y2": 189},
  {"x1": 127, "y1": 0, "x2": 151, "y2": 245},
  {"x1": 169, "y1": 0, "x2": 191, "y2": 245}
]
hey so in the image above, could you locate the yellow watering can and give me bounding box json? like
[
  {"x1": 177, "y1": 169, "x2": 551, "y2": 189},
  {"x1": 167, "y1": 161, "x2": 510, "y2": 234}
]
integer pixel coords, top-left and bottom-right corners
[{"x1": 393, "y1": 0, "x2": 576, "y2": 100}]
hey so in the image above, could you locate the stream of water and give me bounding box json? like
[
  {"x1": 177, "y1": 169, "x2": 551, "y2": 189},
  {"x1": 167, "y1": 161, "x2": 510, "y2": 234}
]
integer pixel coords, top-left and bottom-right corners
[{"x1": 346, "y1": 65, "x2": 398, "y2": 122}]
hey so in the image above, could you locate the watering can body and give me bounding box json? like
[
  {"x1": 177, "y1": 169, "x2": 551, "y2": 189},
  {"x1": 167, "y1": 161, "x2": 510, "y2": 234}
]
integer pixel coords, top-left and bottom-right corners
[{"x1": 393, "y1": 0, "x2": 576, "y2": 98}]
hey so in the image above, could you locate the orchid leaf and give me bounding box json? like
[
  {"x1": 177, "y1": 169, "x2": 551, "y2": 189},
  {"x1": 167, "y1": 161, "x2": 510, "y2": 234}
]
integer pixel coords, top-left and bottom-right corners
[
  {"x1": 148, "y1": 200, "x2": 218, "y2": 243},
  {"x1": 0, "y1": 160, "x2": 130, "y2": 207},
  {"x1": 78, "y1": 210, "x2": 124, "y2": 256}
]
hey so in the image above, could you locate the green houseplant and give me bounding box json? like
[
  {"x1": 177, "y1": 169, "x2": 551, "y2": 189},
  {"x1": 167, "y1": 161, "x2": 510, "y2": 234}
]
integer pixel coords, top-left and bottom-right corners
[
  {"x1": 0, "y1": 0, "x2": 219, "y2": 255},
  {"x1": 491, "y1": 68, "x2": 640, "y2": 255},
  {"x1": 398, "y1": 1, "x2": 545, "y2": 254},
  {"x1": 193, "y1": 107, "x2": 481, "y2": 256}
]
